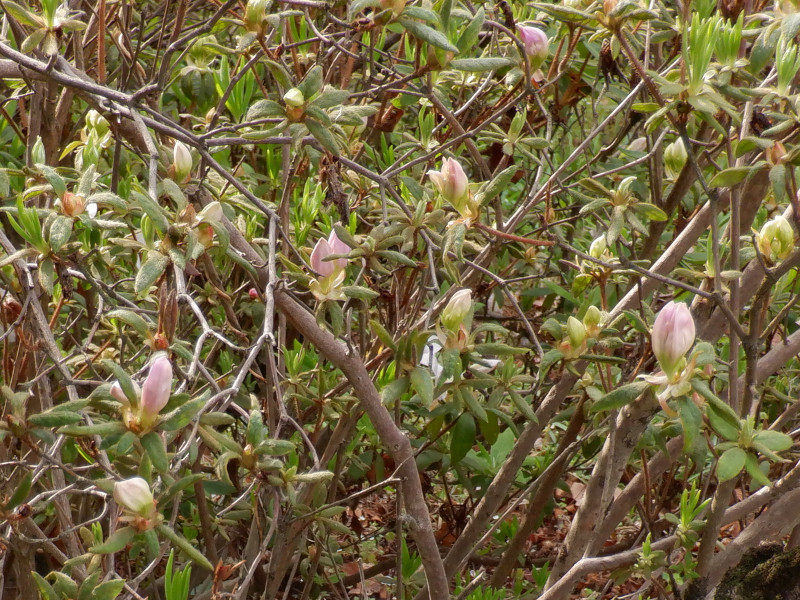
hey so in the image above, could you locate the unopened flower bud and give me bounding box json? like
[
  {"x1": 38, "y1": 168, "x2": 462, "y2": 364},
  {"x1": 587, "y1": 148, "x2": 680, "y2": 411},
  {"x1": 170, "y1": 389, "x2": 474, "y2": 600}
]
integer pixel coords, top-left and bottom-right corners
[
  {"x1": 86, "y1": 110, "x2": 109, "y2": 136},
  {"x1": 652, "y1": 301, "x2": 695, "y2": 380},
  {"x1": 61, "y1": 192, "x2": 87, "y2": 217},
  {"x1": 589, "y1": 236, "x2": 607, "y2": 259},
  {"x1": 440, "y1": 289, "x2": 472, "y2": 332},
  {"x1": 244, "y1": 0, "x2": 269, "y2": 32},
  {"x1": 248, "y1": 287, "x2": 259, "y2": 300},
  {"x1": 627, "y1": 137, "x2": 648, "y2": 153},
  {"x1": 197, "y1": 223, "x2": 215, "y2": 249},
  {"x1": 379, "y1": 0, "x2": 406, "y2": 14},
  {"x1": 757, "y1": 215, "x2": 794, "y2": 262},
  {"x1": 664, "y1": 139, "x2": 688, "y2": 179},
  {"x1": 428, "y1": 158, "x2": 471, "y2": 217},
  {"x1": 310, "y1": 231, "x2": 350, "y2": 277},
  {"x1": 767, "y1": 142, "x2": 787, "y2": 165},
  {"x1": 198, "y1": 201, "x2": 223, "y2": 223},
  {"x1": 110, "y1": 382, "x2": 128, "y2": 404},
  {"x1": 139, "y1": 355, "x2": 172, "y2": 425},
  {"x1": 583, "y1": 305, "x2": 603, "y2": 338},
  {"x1": 567, "y1": 316, "x2": 586, "y2": 349},
  {"x1": 31, "y1": 137, "x2": 45, "y2": 166},
  {"x1": 517, "y1": 25, "x2": 549, "y2": 70},
  {"x1": 172, "y1": 141, "x2": 192, "y2": 183},
  {"x1": 114, "y1": 477, "x2": 155, "y2": 516},
  {"x1": 283, "y1": 88, "x2": 305, "y2": 108}
]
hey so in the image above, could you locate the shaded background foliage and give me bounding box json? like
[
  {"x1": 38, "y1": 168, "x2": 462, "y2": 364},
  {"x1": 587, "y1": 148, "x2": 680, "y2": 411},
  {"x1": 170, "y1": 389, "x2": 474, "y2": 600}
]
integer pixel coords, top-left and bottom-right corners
[{"x1": 2, "y1": 0, "x2": 800, "y2": 598}]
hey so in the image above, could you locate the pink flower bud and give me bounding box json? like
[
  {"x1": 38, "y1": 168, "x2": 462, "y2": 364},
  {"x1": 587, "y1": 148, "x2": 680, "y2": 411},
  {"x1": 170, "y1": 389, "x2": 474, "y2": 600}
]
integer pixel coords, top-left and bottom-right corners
[
  {"x1": 652, "y1": 301, "x2": 695, "y2": 379},
  {"x1": 248, "y1": 287, "x2": 259, "y2": 300},
  {"x1": 428, "y1": 158, "x2": 470, "y2": 215},
  {"x1": 310, "y1": 231, "x2": 350, "y2": 277},
  {"x1": 140, "y1": 355, "x2": 172, "y2": 421},
  {"x1": 517, "y1": 25, "x2": 549, "y2": 68},
  {"x1": 110, "y1": 382, "x2": 128, "y2": 404},
  {"x1": 113, "y1": 477, "x2": 155, "y2": 515}
]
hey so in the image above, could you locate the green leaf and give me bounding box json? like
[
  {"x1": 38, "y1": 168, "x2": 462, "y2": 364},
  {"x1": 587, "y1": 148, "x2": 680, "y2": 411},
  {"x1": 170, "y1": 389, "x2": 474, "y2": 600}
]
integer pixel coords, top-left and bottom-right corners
[
  {"x1": 476, "y1": 164, "x2": 517, "y2": 204},
  {"x1": 460, "y1": 387, "x2": 488, "y2": 422},
  {"x1": 399, "y1": 17, "x2": 459, "y2": 53},
  {"x1": 706, "y1": 405, "x2": 740, "y2": 442},
  {"x1": 4, "y1": 471, "x2": 32, "y2": 511},
  {"x1": 3, "y1": 1, "x2": 44, "y2": 26},
  {"x1": 770, "y1": 163, "x2": 787, "y2": 204},
  {"x1": 92, "y1": 579, "x2": 125, "y2": 600},
  {"x1": 753, "y1": 430, "x2": 793, "y2": 452},
  {"x1": 677, "y1": 396, "x2": 702, "y2": 453},
  {"x1": 39, "y1": 257, "x2": 55, "y2": 296},
  {"x1": 709, "y1": 166, "x2": 755, "y2": 188},
  {"x1": 539, "y1": 280, "x2": 578, "y2": 306},
  {"x1": 141, "y1": 431, "x2": 169, "y2": 472},
  {"x1": 311, "y1": 88, "x2": 351, "y2": 109},
  {"x1": 90, "y1": 526, "x2": 136, "y2": 554},
  {"x1": 509, "y1": 391, "x2": 536, "y2": 421},
  {"x1": 577, "y1": 178, "x2": 613, "y2": 197},
  {"x1": 21, "y1": 28, "x2": 47, "y2": 53},
  {"x1": 744, "y1": 453, "x2": 771, "y2": 488},
  {"x1": 161, "y1": 398, "x2": 206, "y2": 431},
  {"x1": 342, "y1": 285, "x2": 380, "y2": 301},
  {"x1": 456, "y1": 7, "x2": 484, "y2": 54},
  {"x1": 410, "y1": 367, "x2": 434, "y2": 406},
  {"x1": 132, "y1": 191, "x2": 169, "y2": 233},
  {"x1": 48, "y1": 215, "x2": 73, "y2": 253},
  {"x1": 473, "y1": 342, "x2": 526, "y2": 355},
  {"x1": 156, "y1": 523, "x2": 214, "y2": 571},
  {"x1": 31, "y1": 572, "x2": 58, "y2": 600},
  {"x1": 450, "y1": 413, "x2": 476, "y2": 464},
  {"x1": 0, "y1": 247, "x2": 38, "y2": 268},
  {"x1": 159, "y1": 179, "x2": 188, "y2": 211},
  {"x1": 349, "y1": 0, "x2": 380, "y2": 18},
  {"x1": 376, "y1": 250, "x2": 419, "y2": 267},
  {"x1": 298, "y1": 65, "x2": 324, "y2": 99},
  {"x1": 59, "y1": 421, "x2": 127, "y2": 437},
  {"x1": 255, "y1": 439, "x2": 296, "y2": 456},
  {"x1": 106, "y1": 309, "x2": 153, "y2": 338},
  {"x1": 161, "y1": 474, "x2": 205, "y2": 504},
  {"x1": 370, "y1": 320, "x2": 397, "y2": 352},
  {"x1": 306, "y1": 118, "x2": 340, "y2": 155},
  {"x1": 381, "y1": 377, "x2": 410, "y2": 405},
  {"x1": 39, "y1": 166, "x2": 66, "y2": 197},
  {"x1": 633, "y1": 203, "x2": 668, "y2": 221},
  {"x1": 590, "y1": 381, "x2": 650, "y2": 413},
  {"x1": 450, "y1": 57, "x2": 515, "y2": 72},
  {"x1": 135, "y1": 252, "x2": 170, "y2": 296},
  {"x1": 717, "y1": 447, "x2": 746, "y2": 482},
  {"x1": 401, "y1": 5, "x2": 441, "y2": 25},
  {"x1": 28, "y1": 410, "x2": 84, "y2": 428},
  {"x1": 102, "y1": 359, "x2": 138, "y2": 405},
  {"x1": 246, "y1": 99, "x2": 285, "y2": 120}
]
